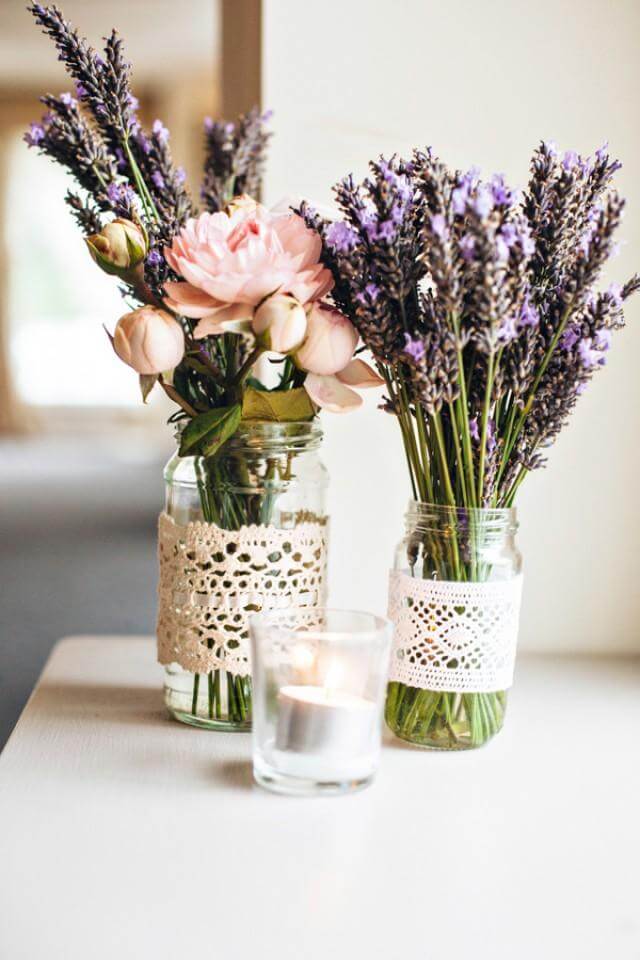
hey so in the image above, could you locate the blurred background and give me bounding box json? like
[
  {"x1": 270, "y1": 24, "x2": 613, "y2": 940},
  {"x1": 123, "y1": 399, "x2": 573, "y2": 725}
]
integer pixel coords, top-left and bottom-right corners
[{"x1": 1, "y1": 0, "x2": 638, "y2": 747}]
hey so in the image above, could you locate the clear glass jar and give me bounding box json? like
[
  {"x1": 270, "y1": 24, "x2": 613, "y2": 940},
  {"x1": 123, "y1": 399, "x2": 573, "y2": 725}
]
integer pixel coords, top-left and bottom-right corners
[
  {"x1": 161, "y1": 420, "x2": 329, "y2": 731},
  {"x1": 250, "y1": 609, "x2": 392, "y2": 796},
  {"x1": 385, "y1": 501, "x2": 522, "y2": 750}
]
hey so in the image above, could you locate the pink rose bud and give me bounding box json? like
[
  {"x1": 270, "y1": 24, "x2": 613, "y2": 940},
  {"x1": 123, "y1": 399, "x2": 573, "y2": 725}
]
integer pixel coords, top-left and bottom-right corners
[
  {"x1": 113, "y1": 306, "x2": 184, "y2": 374},
  {"x1": 252, "y1": 293, "x2": 308, "y2": 354},
  {"x1": 295, "y1": 303, "x2": 358, "y2": 376},
  {"x1": 86, "y1": 218, "x2": 147, "y2": 276}
]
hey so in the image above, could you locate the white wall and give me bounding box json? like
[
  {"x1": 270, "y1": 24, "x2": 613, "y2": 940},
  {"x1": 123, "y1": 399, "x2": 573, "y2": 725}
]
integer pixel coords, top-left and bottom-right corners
[{"x1": 263, "y1": 0, "x2": 640, "y2": 653}]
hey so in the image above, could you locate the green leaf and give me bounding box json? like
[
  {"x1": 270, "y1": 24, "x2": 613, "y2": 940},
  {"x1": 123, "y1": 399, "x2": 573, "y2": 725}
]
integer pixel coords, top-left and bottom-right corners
[
  {"x1": 179, "y1": 404, "x2": 242, "y2": 457},
  {"x1": 139, "y1": 373, "x2": 158, "y2": 403},
  {"x1": 241, "y1": 386, "x2": 315, "y2": 422}
]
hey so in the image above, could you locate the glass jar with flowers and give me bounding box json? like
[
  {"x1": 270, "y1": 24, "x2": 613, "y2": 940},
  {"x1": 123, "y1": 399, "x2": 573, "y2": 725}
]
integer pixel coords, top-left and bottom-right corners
[
  {"x1": 302, "y1": 142, "x2": 638, "y2": 748},
  {"x1": 160, "y1": 420, "x2": 329, "y2": 729}
]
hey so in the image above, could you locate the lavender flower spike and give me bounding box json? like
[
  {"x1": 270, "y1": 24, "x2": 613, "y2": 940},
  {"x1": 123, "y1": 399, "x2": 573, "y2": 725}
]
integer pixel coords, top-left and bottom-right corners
[
  {"x1": 473, "y1": 187, "x2": 494, "y2": 219},
  {"x1": 152, "y1": 119, "x2": 170, "y2": 144},
  {"x1": 24, "y1": 122, "x2": 46, "y2": 147},
  {"x1": 578, "y1": 337, "x2": 605, "y2": 368},
  {"x1": 560, "y1": 324, "x2": 580, "y2": 352},
  {"x1": 403, "y1": 334, "x2": 426, "y2": 364},
  {"x1": 355, "y1": 282, "x2": 380, "y2": 305},
  {"x1": 325, "y1": 220, "x2": 358, "y2": 252},
  {"x1": 460, "y1": 234, "x2": 476, "y2": 261},
  {"x1": 595, "y1": 328, "x2": 613, "y2": 351},
  {"x1": 607, "y1": 282, "x2": 623, "y2": 308},
  {"x1": 430, "y1": 214, "x2": 447, "y2": 239}
]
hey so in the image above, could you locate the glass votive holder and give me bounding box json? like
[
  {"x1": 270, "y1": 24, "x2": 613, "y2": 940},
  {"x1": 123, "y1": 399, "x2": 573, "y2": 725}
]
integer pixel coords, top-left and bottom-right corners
[{"x1": 250, "y1": 608, "x2": 392, "y2": 796}]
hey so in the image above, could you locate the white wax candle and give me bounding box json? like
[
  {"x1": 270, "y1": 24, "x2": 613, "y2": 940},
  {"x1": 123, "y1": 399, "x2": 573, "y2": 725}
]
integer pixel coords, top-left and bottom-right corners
[{"x1": 274, "y1": 685, "x2": 378, "y2": 781}]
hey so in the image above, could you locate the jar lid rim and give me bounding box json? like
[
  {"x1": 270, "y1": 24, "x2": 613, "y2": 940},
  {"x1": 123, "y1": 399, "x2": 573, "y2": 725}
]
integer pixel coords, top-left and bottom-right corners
[
  {"x1": 407, "y1": 499, "x2": 516, "y2": 517},
  {"x1": 224, "y1": 418, "x2": 323, "y2": 452},
  {"x1": 233, "y1": 418, "x2": 321, "y2": 433},
  {"x1": 406, "y1": 499, "x2": 518, "y2": 531}
]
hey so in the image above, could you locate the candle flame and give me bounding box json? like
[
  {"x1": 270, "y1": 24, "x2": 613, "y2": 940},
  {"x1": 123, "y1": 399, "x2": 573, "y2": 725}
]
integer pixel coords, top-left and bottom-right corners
[{"x1": 292, "y1": 644, "x2": 315, "y2": 672}]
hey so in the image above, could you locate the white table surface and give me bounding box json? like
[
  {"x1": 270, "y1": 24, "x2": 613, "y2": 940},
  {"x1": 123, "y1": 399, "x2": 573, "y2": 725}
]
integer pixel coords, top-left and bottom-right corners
[{"x1": 0, "y1": 637, "x2": 638, "y2": 960}]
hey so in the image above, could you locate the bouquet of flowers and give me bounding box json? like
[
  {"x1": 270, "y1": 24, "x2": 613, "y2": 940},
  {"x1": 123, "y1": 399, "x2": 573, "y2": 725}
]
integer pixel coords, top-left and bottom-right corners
[
  {"x1": 25, "y1": 4, "x2": 382, "y2": 726},
  {"x1": 301, "y1": 143, "x2": 639, "y2": 746}
]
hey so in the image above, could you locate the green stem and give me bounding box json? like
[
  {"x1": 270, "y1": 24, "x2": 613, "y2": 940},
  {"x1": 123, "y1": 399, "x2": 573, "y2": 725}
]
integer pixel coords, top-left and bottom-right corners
[
  {"x1": 399, "y1": 381, "x2": 424, "y2": 488},
  {"x1": 123, "y1": 138, "x2": 161, "y2": 224},
  {"x1": 191, "y1": 673, "x2": 200, "y2": 715},
  {"x1": 385, "y1": 368, "x2": 419, "y2": 500},
  {"x1": 227, "y1": 673, "x2": 239, "y2": 721},
  {"x1": 432, "y1": 413, "x2": 456, "y2": 507},
  {"x1": 415, "y1": 404, "x2": 436, "y2": 503},
  {"x1": 447, "y1": 402, "x2": 468, "y2": 507},
  {"x1": 455, "y1": 362, "x2": 478, "y2": 507},
  {"x1": 233, "y1": 346, "x2": 264, "y2": 390},
  {"x1": 214, "y1": 670, "x2": 222, "y2": 720},
  {"x1": 495, "y1": 400, "x2": 518, "y2": 503},
  {"x1": 497, "y1": 304, "x2": 574, "y2": 484},
  {"x1": 208, "y1": 672, "x2": 214, "y2": 719},
  {"x1": 477, "y1": 350, "x2": 496, "y2": 504},
  {"x1": 504, "y1": 464, "x2": 529, "y2": 507}
]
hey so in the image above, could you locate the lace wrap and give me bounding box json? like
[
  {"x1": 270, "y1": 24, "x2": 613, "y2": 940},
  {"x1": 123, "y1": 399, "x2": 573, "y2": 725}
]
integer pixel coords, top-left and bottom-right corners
[
  {"x1": 157, "y1": 512, "x2": 328, "y2": 676},
  {"x1": 387, "y1": 570, "x2": 523, "y2": 693}
]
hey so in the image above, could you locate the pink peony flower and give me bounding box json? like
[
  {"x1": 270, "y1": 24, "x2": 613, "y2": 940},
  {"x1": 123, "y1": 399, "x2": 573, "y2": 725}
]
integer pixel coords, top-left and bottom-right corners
[
  {"x1": 163, "y1": 204, "x2": 333, "y2": 335},
  {"x1": 304, "y1": 359, "x2": 384, "y2": 413},
  {"x1": 112, "y1": 306, "x2": 184, "y2": 374},
  {"x1": 295, "y1": 303, "x2": 358, "y2": 376}
]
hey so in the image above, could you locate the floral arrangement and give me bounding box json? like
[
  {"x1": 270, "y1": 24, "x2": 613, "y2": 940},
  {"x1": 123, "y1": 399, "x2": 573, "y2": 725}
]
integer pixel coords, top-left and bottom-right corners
[
  {"x1": 25, "y1": 3, "x2": 381, "y2": 463},
  {"x1": 301, "y1": 142, "x2": 639, "y2": 745},
  {"x1": 25, "y1": 4, "x2": 638, "y2": 745},
  {"x1": 25, "y1": 3, "x2": 383, "y2": 728}
]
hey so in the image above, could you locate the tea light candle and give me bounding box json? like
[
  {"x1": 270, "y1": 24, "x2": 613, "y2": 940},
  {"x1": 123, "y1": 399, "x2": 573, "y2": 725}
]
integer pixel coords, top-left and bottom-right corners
[
  {"x1": 250, "y1": 608, "x2": 391, "y2": 795},
  {"x1": 273, "y1": 684, "x2": 378, "y2": 781}
]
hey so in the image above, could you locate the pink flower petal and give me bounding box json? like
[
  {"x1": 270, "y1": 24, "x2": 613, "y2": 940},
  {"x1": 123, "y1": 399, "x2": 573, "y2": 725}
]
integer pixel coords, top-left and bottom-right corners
[
  {"x1": 288, "y1": 266, "x2": 334, "y2": 304},
  {"x1": 193, "y1": 303, "x2": 253, "y2": 339},
  {"x1": 272, "y1": 214, "x2": 323, "y2": 269},
  {"x1": 304, "y1": 374, "x2": 363, "y2": 413},
  {"x1": 163, "y1": 281, "x2": 221, "y2": 319},
  {"x1": 173, "y1": 256, "x2": 223, "y2": 299},
  {"x1": 336, "y1": 359, "x2": 384, "y2": 388},
  {"x1": 295, "y1": 303, "x2": 358, "y2": 375}
]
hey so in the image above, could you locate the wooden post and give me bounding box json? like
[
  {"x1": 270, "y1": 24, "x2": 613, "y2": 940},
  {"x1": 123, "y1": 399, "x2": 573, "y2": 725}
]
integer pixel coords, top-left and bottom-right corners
[{"x1": 220, "y1": 0, "x2": 262, "y2": 117}]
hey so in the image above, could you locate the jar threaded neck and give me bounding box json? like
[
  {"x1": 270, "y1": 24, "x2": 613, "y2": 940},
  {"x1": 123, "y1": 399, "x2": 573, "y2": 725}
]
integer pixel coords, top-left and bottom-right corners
[{"x1": 405, "y1": 500, "x2": 518, "y2": 539}]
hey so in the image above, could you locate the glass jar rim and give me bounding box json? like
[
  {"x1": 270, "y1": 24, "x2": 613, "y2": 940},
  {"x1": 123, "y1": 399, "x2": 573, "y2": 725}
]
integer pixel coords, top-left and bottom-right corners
[
  {"x1": 223, "y1": 418, "x2": 323, "y2": 453},
  {"x1": 406, "y1": 499, "x2": 518, "y2": 534},
  {"x1": 250, "y1": 607, "x2": 391, "y2": 644}
]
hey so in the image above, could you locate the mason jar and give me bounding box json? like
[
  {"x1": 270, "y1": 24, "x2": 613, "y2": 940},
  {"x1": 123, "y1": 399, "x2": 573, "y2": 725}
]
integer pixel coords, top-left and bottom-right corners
[
  {"x1": 158, "y1": 420, "x2": 329, "y2": 731},
  {"x1": 385, "y1": 501, "x2": 523, "y2": 749}
]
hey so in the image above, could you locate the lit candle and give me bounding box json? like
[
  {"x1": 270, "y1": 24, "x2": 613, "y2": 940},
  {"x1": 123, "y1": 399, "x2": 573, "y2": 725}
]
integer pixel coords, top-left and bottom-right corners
[
  {"x1": 251, "y1": 609, "x2": 391, "y2": 794},
  {"x1": 273, "y1": 684, "x2": 379, "y2": 781}
]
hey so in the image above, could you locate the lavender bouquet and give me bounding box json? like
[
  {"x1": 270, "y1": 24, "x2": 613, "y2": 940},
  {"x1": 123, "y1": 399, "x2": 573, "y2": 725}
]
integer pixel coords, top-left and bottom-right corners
[{"x1": 302, "y1": 143, "x2": 639, "y2": 747}]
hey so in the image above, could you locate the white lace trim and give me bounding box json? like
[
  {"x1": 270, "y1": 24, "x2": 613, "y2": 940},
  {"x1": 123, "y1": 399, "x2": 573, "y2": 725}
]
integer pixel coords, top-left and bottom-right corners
[
  {"x1": 387, "y1": 570, "x2": 523, "y2": 693},
  {"x1": 157, "y1": 512, "x2": 328, "y2": 676}
]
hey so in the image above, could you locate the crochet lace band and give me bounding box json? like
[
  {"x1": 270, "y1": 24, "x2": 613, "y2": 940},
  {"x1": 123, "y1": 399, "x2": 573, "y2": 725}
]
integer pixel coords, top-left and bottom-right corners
[
  {"x1": 387, "y1": 570, "x2": 523, "y2": 693},
  {"x1": 157, "y1": 512, "x2": 328, "y2": 676}
]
